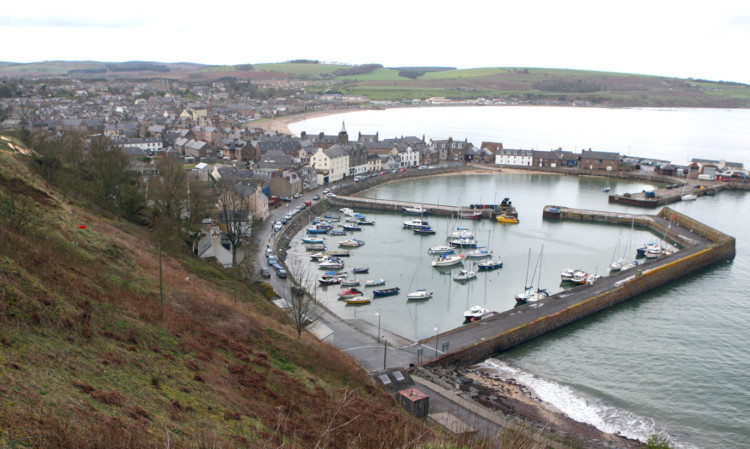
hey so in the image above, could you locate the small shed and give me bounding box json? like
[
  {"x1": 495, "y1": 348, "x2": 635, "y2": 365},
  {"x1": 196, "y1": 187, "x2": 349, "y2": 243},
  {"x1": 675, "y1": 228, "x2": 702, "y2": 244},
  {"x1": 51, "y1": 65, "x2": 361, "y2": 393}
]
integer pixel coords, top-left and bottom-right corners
[{"x1": 398, "y1": 388, "x2": 429, "y2": 419}]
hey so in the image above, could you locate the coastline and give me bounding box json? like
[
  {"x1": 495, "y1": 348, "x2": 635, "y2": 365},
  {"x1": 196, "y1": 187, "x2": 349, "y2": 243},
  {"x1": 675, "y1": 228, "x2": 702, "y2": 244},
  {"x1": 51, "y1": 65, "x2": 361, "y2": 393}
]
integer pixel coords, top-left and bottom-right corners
[{"x1": 252, "y1": 107, "x2": 366, "y2": 135}]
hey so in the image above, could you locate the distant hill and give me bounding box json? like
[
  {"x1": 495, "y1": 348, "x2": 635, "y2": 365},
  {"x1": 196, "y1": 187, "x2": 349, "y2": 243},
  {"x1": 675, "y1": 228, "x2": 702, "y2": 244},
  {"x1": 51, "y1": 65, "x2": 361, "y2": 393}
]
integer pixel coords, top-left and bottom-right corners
[{"x1": 2, "y1": 60, "x2": 749, "y2": 107}]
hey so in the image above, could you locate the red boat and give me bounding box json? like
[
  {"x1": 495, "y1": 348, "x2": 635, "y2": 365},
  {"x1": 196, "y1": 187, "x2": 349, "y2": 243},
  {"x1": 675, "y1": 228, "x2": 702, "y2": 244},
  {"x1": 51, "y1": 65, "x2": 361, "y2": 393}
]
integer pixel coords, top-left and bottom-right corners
[{"x1": 338, "y1": 288, "x2": 363, "y2": 299}]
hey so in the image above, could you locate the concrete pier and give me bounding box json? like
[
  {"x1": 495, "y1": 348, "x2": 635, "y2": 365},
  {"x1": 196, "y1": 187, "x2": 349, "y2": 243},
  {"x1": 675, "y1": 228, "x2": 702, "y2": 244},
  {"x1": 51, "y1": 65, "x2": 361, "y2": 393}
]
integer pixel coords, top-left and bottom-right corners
[
  {"x1": 421, "y1": 206, "x2": 735, "y2": 367},
  {"x1": 327, "y1": 195, "x2": 516, "y2": 219}
]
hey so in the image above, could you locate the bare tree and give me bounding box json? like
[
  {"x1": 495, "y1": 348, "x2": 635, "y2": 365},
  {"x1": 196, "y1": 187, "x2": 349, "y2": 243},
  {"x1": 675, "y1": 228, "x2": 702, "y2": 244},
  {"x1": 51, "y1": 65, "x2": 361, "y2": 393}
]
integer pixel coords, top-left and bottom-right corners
[
  {"x1": 216, "y1": 180, "x2": 254, "y2": 267},
  {"x1": 285, "y1": 257, "x2": 320, "y2": 341}
]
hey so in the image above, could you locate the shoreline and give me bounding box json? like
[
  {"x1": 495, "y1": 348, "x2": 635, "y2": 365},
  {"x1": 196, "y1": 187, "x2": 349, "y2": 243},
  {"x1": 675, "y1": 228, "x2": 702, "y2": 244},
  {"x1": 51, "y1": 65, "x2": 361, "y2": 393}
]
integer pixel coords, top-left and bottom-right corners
[{"x1": 252, "y1": 107, "x2": 367, "y2": 135}]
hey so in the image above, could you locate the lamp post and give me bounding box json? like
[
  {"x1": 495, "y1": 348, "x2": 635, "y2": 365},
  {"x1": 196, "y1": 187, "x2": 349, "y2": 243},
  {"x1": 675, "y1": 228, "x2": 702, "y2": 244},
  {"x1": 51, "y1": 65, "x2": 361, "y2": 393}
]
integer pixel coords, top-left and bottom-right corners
[
  {"x1": 376, "y1": 310, "x2": 381, "y2": 343},
  {"x1": 433, "y1": 326, "x2": 439, "y2": 357}
]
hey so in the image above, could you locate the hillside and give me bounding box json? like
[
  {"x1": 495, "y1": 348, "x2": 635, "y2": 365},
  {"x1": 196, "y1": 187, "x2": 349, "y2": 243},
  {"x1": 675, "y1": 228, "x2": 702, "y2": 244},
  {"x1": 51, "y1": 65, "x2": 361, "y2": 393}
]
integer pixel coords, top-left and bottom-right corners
[{"x1": 0, "y1": 135, "x2": 440, "y2": 448}]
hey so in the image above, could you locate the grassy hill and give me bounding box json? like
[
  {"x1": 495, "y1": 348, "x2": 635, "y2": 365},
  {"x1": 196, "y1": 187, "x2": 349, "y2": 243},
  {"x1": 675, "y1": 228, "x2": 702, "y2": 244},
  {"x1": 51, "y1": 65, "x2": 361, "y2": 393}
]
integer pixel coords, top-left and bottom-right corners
[{"x1": 0, "y1": 135, "x2": 447, "y2": 448}]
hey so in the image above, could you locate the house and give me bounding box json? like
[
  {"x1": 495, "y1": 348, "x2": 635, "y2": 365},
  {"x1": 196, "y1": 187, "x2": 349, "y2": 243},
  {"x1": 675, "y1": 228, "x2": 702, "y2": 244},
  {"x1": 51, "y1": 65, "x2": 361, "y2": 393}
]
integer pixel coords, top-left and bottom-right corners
[
  {"x1": 115, "y1": 137, "x2": 163, "y2": 154},
  {"x1": 345, "y1": 144, "x2": 369, "y2": 175},
  {"x1": 196, "y1": 227, "x2": 238, "y2": 268},
  {"x1": 366, "y1": 153, "x2": 382, "y2": 173},
  {"x1": 495, "y1": 148, "x2": 533, "y2": 166},
  {"x1": 270, "y1": 170, "x2": 302, "y2": 198},
  {"x1": 532, "y1": 149, "x2": 575, "y2": 168},
  {"x1": 393, "y1": 144, "x2": 419, "y2": 167},
  {"x1": 184, "y1": 139, "x2": 212, "y2": 159},
  {"x1": 310, "y1": 145, "x2": 349, "y2": 184},
  {"x1": 234, "y1": 181, "x2": 269, "y2": 220},
  {"x1": 580, "y1": 150, "x2": 620, "y2": 171}
]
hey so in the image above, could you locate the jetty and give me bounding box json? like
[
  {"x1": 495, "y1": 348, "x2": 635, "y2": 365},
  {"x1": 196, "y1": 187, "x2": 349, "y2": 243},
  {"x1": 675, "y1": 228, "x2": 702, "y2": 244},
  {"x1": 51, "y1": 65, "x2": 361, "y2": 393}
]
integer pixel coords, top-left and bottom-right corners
[
  {"x1": 420, "y1": 206, "x2": 735, "y2": 367},
  {"x1": 608, "y1": 179, "x2": 734, "y2": 207},
  {"x1": 327, "y1": 196, "x2": 516, "y2": 219}
]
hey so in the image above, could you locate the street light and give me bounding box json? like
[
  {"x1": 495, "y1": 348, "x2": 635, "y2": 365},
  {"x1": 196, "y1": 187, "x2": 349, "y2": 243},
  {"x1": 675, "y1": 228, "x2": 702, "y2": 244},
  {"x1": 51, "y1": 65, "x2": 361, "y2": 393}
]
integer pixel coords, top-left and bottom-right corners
[
  {"x1": 434, "y1": 326, "x2": 439, "y2": 357},
  {"x1": 376, "y1": 310, "x2": 381, "y2": 343}
]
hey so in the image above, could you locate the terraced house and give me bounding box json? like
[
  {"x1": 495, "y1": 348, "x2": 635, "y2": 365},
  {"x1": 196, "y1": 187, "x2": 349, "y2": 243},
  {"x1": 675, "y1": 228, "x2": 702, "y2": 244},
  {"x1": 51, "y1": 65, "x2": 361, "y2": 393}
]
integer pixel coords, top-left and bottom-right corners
[{"x1": 310, "y1": 144, "x2": 349, "y2": 184}]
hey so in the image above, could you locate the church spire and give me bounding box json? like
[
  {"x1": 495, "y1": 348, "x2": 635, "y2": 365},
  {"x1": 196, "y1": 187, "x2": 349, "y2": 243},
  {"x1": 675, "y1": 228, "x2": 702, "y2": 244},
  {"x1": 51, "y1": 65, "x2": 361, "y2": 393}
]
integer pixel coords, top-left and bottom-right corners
[{"x1": 341, "y1": 120, "x2": 347, "y2": 133}]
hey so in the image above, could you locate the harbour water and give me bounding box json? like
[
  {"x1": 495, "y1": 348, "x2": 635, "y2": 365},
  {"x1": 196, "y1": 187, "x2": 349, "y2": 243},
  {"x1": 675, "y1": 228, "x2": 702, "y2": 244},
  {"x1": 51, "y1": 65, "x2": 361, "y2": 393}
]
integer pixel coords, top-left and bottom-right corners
[{"x1": 288, "y1": 107, "x2": 750, "y2": 448}]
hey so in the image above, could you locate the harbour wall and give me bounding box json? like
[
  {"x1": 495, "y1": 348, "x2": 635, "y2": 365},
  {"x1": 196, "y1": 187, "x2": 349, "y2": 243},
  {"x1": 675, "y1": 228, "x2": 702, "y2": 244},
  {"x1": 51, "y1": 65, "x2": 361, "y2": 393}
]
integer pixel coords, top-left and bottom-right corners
[{"x1": 425, "y1": 208, "x2": 735, "y2": 367}]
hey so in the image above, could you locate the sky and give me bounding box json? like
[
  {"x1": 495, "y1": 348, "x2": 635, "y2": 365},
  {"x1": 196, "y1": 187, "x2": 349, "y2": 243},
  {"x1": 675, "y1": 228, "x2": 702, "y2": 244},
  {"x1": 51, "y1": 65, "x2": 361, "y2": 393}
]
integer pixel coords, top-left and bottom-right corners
[{"x1": 2, "y1": 0, "x2": 750, "y2": 84}]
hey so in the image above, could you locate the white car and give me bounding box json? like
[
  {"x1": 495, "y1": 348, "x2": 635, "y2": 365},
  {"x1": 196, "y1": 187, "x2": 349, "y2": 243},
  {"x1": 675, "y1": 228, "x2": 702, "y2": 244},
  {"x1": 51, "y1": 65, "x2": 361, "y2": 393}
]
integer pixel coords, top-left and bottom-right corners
[
  {"x1": 322, "y1": 189, "x2": 330, "y2": 194},
  {"x1": 326, "y1": 193, "x2": 337, "y2": 198}
]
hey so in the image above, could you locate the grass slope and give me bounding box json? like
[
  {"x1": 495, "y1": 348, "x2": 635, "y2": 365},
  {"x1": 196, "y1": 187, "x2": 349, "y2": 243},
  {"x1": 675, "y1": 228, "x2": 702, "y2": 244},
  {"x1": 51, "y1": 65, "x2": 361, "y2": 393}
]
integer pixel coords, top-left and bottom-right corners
[{"x1": 0, "y1": 136, "x2": 441, "y2": 448}]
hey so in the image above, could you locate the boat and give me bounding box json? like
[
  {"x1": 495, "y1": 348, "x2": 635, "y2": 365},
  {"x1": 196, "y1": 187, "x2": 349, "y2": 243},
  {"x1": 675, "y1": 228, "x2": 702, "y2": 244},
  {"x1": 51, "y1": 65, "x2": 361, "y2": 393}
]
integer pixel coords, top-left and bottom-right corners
[
  {"x1": 327, "y1": 229, "x2": 347, "y2": 236},
  {"x1": 338, "y1": 238, "x2": 364, "y2": 248},
  {"x1": 373, "y1": 287, "x2": 400, "y2": 297},
  {"x1": 477, "y1": 258, "x2": 503, "y2": 271},
  {"x1": 413, "y1": 226, "x2": 436, "y2": 235},
  {"x1": 448, "y1": 237, "x2": 478, "y2": 248},
  {"x1": 326, "y1": 250, "x2": 351, "y2": 257},
  {"x1": 403, "y1": 219, "x2": 430, "y2": 229},
  {"x1": 323, "y1": 214, "x2": 341, "y2": 220},
  {"x1": 560, "y1": 268, "x2": 577, "y2": 281},
  {"x1": 357, "y1": 219, "x2": 376, "y2": 226},
  {"x1": 305, "y1": 225, "x2": 329, "y2": 234},
  {"x1": 340, "y1": 279, "x2": 360, "y2": 287},
  {"x1": 453, "y1": 269, "x2": 477, "y2": 282},
  {"x1": 466, "y1": 248, "x2": 492, "y2": 259},
  {"x1": 681, "y1": 167, "x2": 697, "y2": 201},
  {"x1": 352, "y1": 267, "x2": 369, "y2": 274},
  {"x1": 406, "y1": 289, "x2": 433, "y2": 300},
  {"x1": 301, "y1": 237, "x2": 325, "y2": 244},
  {"x1": 495, "y1": 214, "x2": 519, "y2": 224},
  {"x1": 338, "y1": 288, "x2": 363, "y2": 298},
  {"x1": 705, "y1": 187, "x2": 716, "y2": 196},
  {"x1": 310, "y1": 252, "x2": 328, "y2": 260},
  {"x1": 570, "y1": 270, "x2": 589, "y2": 285},
  {"x1": 345, "y1": 296, "x2": 371, "y2": 305},
  {"x1": 463, "y1": 306, "x2": 496, "y2": 321},
  {"x1": 428, "y1": 245, "x2": 454, "y2": 255},
  {"x1": 364, "y1": 279, "x2": 386, "y2": 287},
  {"x1": 319, "y1": 258, "x2": 345, "y2": 270},
  {"x1": 515, "y1": 246, "x2": 549, "y2": 303},
  {"x1": 304, "y1": 243, "x2": 326, "y2": 251},
  {"x1": 431, "y1": 253, "x2": 465, "y2": 267},
  {"x1": 447, "y1": 228, "x2": 474, "y2": 239},
  {"x1": 603, "y1": 174, "x2": 611, "y2": 193},
  {"x1": 318, "y1": 275, "x2": 342, "y2": 285},
  {"x1": 458, "y1": 210, "x2": 482, "y2": 220},
  {"x1": 342, "y1": 224, "x2": 362, "y2": 231},
  {"x1": 403, "y1": 206, "x2": 427, "y2": 215}
]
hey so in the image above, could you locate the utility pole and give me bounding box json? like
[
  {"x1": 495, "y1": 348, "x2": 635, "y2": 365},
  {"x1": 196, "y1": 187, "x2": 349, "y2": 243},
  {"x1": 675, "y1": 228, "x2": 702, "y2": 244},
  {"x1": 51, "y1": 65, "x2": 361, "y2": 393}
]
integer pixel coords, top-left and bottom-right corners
[
  {"x1": 159, "y1": 239, "x2": 163, "y2": 318},
  {"x1": 383, "y1": 339, "x2": 387, "y2": 370},
  {"x1": 434, "y1": 326, "x2": 439, "y2": 357}
]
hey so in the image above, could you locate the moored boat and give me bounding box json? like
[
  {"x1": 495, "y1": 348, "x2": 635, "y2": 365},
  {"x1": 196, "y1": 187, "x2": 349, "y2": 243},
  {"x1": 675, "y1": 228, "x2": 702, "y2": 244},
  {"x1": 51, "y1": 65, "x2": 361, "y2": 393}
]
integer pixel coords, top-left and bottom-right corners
[
  {"x1": 328, "y1": 229, "x2": 347, "y2": 236},
  {"x1": 338, "y1": 238, "x2": 365, "y2": 248},
  {"x1": 373, "y1": 287, "x2": 400, "y2": 297},
  {"x1": 428, "y1": 245, "x2": 454, "y2": 255},
  {"x1": 403, "y1": 206, "x2": 427, "y2": 215},
  {"x1": 406, "y1": 289, "x2": 433, "y2": 300},
  {"x1": 326, "y1": 250, "x2": 351, "y2": 257},
  {"x1": 345, "y1": 296, "x2": 371, "y2": 305},
  {"x1": 463, "y1": 306, "x2": 496, "y2": 321},
  {"x1": 364, "y1": 279, "x2": 386, "y2": 287},
  {"x1": 495, "y1": 214, "x2": 519, "y2": 224},
  {"x1": 403, "y1": 218, "x2": 430, "y2": 229},
  {"x1": 413, "y1": 226, "x2": 436, "y2": 235},
  {"x1": 357, "y1": 219, "x2": 376, "y2": 226},
  {"x1": 352, "y1": 267, "x2": 369, "y2": 274},
  {"x1": 453, "y1": 269, "x2": 477, "y2": 282},
  {"x1": 301, "y1": 237, "x2": 325, "y2": 244},
  {"x1": 318, "y1": 275, "x2": 341, "y2": 285},
  {"x1": 466, "y1": 248, "x2": 491, "y2": 259},
  {"x1": 447, "y1": 228, "x2": 474, "y2": 239},
  {"x1": 477, "y1": 258, "x2": 503, "y2": 271},
  {"x1": 338, "y1": 288, "x2": 363, "y2": 298},
  {"x1": 319, "y1": 257, "x2": 345, "y2": 270},
  {"x1": 342, "y1": 224, "x2": 362, "y2": 231},
  {"x1": 431, "y1": 253, "x2": 464, "y2": 267},
  {"x1": 448, "y1": 237, "x2": 478, "y2": 248},
  {"x1": 340, "y1": 279, "x2": 360, "y2": 287}
]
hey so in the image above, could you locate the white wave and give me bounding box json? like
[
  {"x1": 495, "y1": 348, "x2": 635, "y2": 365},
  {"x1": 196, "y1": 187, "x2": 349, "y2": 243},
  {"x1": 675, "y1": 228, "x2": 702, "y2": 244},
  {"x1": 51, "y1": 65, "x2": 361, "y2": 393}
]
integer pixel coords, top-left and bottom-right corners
[{"x1": 478, "y1": 358, "x2": 693, "y2": 446}]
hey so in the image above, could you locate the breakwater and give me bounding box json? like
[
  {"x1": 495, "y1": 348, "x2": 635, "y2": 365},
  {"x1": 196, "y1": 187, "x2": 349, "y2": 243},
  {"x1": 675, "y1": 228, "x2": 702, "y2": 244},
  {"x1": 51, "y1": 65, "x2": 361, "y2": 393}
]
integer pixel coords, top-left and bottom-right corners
[{"x1": 421, "y1": 206, "x2": 735, "y2": 367}]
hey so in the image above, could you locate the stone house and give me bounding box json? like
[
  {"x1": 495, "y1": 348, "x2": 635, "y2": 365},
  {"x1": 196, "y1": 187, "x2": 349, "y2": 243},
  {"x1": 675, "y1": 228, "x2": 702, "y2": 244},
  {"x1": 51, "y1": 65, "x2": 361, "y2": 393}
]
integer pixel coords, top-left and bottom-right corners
[{"x1": 580, "y1": 150, "x2": 620, "y2": 171}]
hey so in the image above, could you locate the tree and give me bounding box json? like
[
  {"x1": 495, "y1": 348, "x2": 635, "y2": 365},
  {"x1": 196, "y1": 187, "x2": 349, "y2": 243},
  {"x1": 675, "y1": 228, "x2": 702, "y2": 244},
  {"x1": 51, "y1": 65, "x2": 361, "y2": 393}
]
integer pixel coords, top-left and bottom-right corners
[
  {"x1": 216, "y1": 180, "x2": 254, "y2": 267},
  {"x1": 85, "y1": 136, "x2": 131, "y2": 212},
  {"x1": 645, "y1": 434, "x2": 672, "y2": 449},
  {"x1": 285, "y1": 258, "x2": 321, "y2": 341}
]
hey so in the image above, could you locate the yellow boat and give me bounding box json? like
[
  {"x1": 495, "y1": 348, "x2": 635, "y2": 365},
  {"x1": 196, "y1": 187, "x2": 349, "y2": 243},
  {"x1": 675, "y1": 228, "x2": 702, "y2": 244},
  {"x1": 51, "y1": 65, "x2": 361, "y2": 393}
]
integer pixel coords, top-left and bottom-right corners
[
  {"x1": 345, "y1": 296, "x2": 372, "y2": 305},
  {"x1": 496, "y1": 214, "x2": 519, "y2": 224}
]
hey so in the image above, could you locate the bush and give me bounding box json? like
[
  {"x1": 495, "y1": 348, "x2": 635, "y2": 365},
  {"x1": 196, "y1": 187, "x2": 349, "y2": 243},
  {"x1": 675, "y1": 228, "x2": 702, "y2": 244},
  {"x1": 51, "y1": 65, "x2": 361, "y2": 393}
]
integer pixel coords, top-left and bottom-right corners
[{"x1": 645, "y1": 433, "x2": 672, "y2": 449}]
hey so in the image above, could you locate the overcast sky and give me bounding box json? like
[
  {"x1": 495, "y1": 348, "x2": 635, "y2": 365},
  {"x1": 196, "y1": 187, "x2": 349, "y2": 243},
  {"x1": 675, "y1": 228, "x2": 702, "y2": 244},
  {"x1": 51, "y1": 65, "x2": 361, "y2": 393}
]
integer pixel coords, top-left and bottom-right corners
[{"x1": 2, "y1": 0, "x2": 749, "y2": 84}]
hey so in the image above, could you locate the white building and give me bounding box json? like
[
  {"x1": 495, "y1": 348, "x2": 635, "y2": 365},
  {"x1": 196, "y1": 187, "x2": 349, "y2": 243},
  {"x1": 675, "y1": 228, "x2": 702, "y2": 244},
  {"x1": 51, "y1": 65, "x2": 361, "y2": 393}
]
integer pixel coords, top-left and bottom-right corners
[
  {"x1": 310, "y1": 145, "x2": 350, "y2": 184},
  {"x1": 495, "y1": 148, "x2": 533, "y2": 166}
]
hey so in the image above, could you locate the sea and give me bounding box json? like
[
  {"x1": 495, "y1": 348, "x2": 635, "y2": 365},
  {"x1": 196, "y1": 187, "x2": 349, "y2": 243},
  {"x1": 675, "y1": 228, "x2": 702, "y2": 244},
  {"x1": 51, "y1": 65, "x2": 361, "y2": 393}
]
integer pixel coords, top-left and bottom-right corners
[{"x1": 288, "y1": 106, "x2": 750, "y2": 448}]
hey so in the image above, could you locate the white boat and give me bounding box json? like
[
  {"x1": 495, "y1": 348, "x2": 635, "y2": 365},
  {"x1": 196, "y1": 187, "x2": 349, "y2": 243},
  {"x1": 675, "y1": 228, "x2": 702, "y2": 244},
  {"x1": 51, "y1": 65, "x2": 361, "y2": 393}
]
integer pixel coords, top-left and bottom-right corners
[
  {"x1": 403, "y1": 206, "x2": 427, "y2": 215},
  {"x1": 364, "y1": 278, "x2": 385, "y2": 287},
  {"x1": 428, "y1": 245, "x2": 454, "y2": 255},
  {"x1": 477, "y1": 258, "x2": 503, "y2": 271},
  {"x1": 466, "y1": 248, "x2": 492, "y2": 259},
  {"x1": 448, "y1": 237, "x2": 478, "y2": 248},
  {"x1": 338, "y1": 238, "x2": 365, "y2": 248},
  {"x1": 453, "y1": 269, "x2": 477, "y2": 281},
  {"x1": 463, "y1": 306, "x2": 495, "y2": 321},
  {"x1": 406, "y1": 289, "x2": 433, "y2": 300},
  {"x1": 319, "y1": 258, "x2": 345, "y2": 270},
  {"x1": 571, "y1": 270, "x2": 589, "y2": 284},
  {"x1": 681, "y1": 167, "x2": 698, "y2": 201},
  {"x1": 681, "y1": 193, "x2": 697, "y2": 201},
  {"x1": 560, "y1": 268, "x2": 577, "y2": 281},
  {"x1": 515, "y1": 246, "x2": 549, "y2": 303},
  {"x1": 403, "y1": 219, "x2": 430, "y2": 229},
  {"x1": 431, "y1": 254, "x2": 465, "y2": 267},
  {"x1": 447, "y1": 228, "x2": 474, "y2": 239}
]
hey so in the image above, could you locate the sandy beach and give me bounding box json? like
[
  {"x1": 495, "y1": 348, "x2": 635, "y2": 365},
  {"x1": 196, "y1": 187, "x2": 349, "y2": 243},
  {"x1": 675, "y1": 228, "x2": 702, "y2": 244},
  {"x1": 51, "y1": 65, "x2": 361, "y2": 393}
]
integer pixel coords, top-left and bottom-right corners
[{"x1": 252, "y1": 108, "x2": 364, "y2": 135}]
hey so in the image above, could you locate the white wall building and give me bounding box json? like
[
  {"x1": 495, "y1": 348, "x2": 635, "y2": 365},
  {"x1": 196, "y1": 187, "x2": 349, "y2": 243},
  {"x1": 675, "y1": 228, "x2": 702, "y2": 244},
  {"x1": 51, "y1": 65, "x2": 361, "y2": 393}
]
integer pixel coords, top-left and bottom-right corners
[
  {"x1": 495, "y1": 148, "x2": 533, "y2": 166},
  {"x1": 310, "y1": 145, "x2": 350, "y2": 184}
]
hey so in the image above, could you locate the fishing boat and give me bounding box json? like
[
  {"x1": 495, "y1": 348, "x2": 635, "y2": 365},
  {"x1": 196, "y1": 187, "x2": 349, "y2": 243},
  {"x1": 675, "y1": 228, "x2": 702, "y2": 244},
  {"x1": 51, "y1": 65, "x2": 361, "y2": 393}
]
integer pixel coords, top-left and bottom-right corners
[
  {"x1": 431, "y1": 253, "x2": 464, "y2": 267},
  {"x1": 303, "y1": 243, "x2": 326, "y2": 251},
  {"x1": 345, "y1": 296, "x2": 371, "y2": 305},
  {"x1": 338, "y1": 238, "x2": 364, "y2": 248},
  {"x1": 318, "y1": 275, "x2": 341, "y2": 285},
  {"x1": 323, "y1": 214, "x2": 341, "y2": 220},
  {"x1": 305, "y1": 225, "x2": 329, "y2": 234},
  {"x1": 495, "y1": 214, "x2": 519, "y2": 224},
  {"x1": 357, "y1": 219, "x2": 376, "y2": 226},
  {"x1": 459, "y1": 209, "x2": 482, "y2": 220},
  {"x1": 428, "y1": 245, "x2": 454, "y2": 255},
  {"x1": 413, "y1": 226, "x2": 436, "y2": 235},
  {"x1": 373, "y1": 287, "x2": 400, "y2": 297},
  {"x1": 463, "y1": 306, "x2": 496, "y2": 321},
  {"x1": 466, "y1": 248, "x2": 491, "y2": 259},
  {"x1": 477, "y1": 258, "x2": 503, "y2": 271},
  {"x1": 453, "y1": 269, "x2": 477, "y2": 282},
  {"x1": 403, "y1": 206, "x2": 427, "y2": 215},
  {"x1": 448, "y1": 237, "x2": 478, "y2": 248},
  {"x1": 560, "y1": 268, "x2": 579, "y2": 281},
  {"x1": 570, "y1": 270, "x2": 589, "y2": 285},
  {"x1": 338, "y1": 288, "x2": 363, "y2": 298},
  {"x1": 352, "y1": 267, "x2": 369, "y2": 274},
  {"x1": 301, "y1": 237, "x2": 325, "y2": 244},
  {"x1": 364, "y1": 279, "x2": 386, "y2": 287},
  {"x1": 406, "y1": 289, "x2": 433, "y2": 300},
  {"x1": 403, "y1": 219, "x2": 430, "y2": 229},
  {"x1": 340, "y1": 279, "x2": 360, "y2": 287},
  {"x1": 342, "y1": 224, "x2": 362, "y2": 231},
  {"x1": 328, "y1": 229, "x2": 347, "y2": 236}
]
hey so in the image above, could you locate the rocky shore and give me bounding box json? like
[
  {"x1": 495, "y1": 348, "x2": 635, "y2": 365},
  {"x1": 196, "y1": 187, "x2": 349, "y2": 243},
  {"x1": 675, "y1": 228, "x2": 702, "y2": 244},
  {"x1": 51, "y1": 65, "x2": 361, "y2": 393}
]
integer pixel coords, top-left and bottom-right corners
[{"x1": 420, "y1": 365, "x2": 644, "y2": 449}]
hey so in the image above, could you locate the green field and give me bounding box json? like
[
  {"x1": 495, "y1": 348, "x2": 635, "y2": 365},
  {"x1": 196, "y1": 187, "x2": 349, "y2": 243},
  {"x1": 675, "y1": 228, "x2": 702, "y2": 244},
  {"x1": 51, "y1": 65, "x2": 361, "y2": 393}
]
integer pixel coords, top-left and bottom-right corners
[
  {"x1": 254, "y1": 62, "x2": 348, "y2": 76},
  {"x1": 422, "y1": 67, "x2": 509, "y2": 79}
]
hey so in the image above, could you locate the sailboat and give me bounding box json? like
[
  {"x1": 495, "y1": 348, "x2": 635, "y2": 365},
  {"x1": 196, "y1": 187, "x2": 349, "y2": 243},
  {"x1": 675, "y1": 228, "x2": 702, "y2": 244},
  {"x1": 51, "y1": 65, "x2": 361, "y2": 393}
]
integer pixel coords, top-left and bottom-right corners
[
  {"x1": 406, "y1": 248, "x2": 433, "y2": 300},
  {"x1": 515, "y1": 246, "x2": 549, "y2": 303},
  {"x1": 602, "y1": 173, "x2": 611, "y2": 192},
  {"x1": 681, "y1": 167, "x2": 697, "y2": 201},
  {"x1": 476, "y1": 230, "x2": 503, "y2": 270}
]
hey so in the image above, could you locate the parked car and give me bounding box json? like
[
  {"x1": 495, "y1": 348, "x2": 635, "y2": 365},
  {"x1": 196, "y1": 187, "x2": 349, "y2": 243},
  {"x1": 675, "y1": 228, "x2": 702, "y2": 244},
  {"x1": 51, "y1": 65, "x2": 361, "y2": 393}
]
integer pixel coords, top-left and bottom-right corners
[
  {"x1": 275, "y1": 267, "x2": 287, "y2": 279},
  {"x1": 293, "y1": 193, "x2": 301, "y2": 198},
  {"x1": 267, "y1": 255, "x2": 278, "y2": 265},
  {"x1": 326, "y1": 193, "x2": 337, "y2": 198},
  {"x1": 280, "y1": 196, "x2": 291, "y2": 202},
  {"x1": 260, "y1": 268, "x2": 271, "y2": 278},
  {"x1": 312, "y1": 194, "x2": 320, "y2": 200},
  {"x1": 322, "y1": 189, "x2": 330, "y2": 194},
  {"x1": 304, "y1": 200, "x2": 312, "y2": 206},
  {"x1": 399, "y1": 168, "x2": 407, "y2": 172}
]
